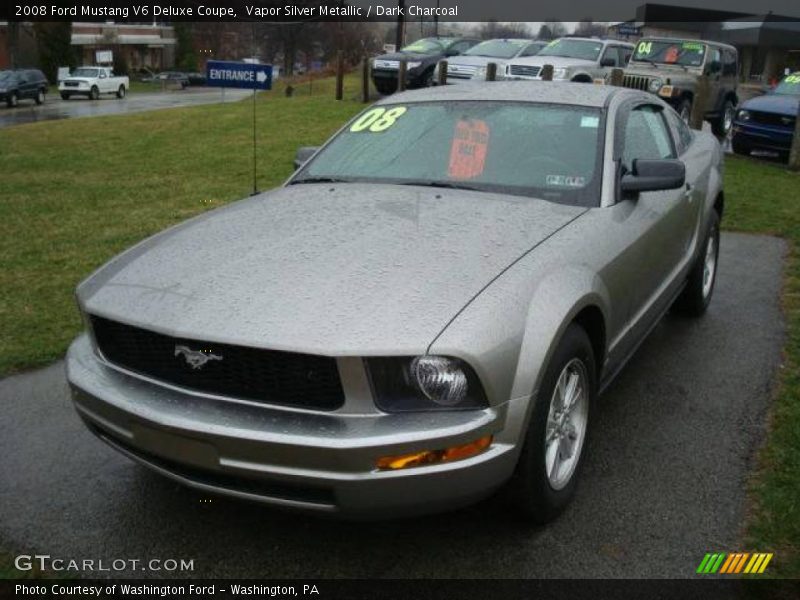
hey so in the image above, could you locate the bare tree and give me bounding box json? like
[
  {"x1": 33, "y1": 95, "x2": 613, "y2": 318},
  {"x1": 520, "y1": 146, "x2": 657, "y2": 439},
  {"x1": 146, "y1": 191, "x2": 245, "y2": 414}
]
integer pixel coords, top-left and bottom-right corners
[
  {"x1": 474, "y1": 21, "x2": 532, "y2": 40},
  {"x1": 538, "y1": 21, "x2": 568, "y2": 40},
  {"x1": 574, "y1": 20, "x2": 608, "y2": 38}
]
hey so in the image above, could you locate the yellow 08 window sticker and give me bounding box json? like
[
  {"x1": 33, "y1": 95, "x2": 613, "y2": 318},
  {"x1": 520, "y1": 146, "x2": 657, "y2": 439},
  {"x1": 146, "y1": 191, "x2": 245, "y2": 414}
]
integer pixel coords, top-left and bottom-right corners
[{"x1": 350, "y1": 107, "x2": 408, "y2": 133}]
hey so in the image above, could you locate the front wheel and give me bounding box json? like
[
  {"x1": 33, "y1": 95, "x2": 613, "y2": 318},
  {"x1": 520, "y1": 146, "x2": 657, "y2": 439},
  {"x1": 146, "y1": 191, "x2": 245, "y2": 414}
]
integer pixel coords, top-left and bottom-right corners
[
  {"x1": 677, "y1": 98, "x2": 692, "y2": 124},
  {"x1": 673, "y1": 211, "x2": 720, "y2": 317},
  {"x1": 509, "y1": 323, "x2": 595, "y2": 523},
  {"x1": 89, "y1": 86, "x2": 100, "y2": 100},
  {"x1": 116, "y1": 85, "x2": 126, "y2": 99},
  {"x1": 712, "y1": 99, "x2": 734, "y2": 138},
  {"x1": 60, "y1": 92, "x2": 70, "y2": 100},
  {"x1": 35, "y1": 89, "x2": 45, "y2": 105},
  {"x1": 373, "y1": 79, "x2": 396, "y2": 95}
]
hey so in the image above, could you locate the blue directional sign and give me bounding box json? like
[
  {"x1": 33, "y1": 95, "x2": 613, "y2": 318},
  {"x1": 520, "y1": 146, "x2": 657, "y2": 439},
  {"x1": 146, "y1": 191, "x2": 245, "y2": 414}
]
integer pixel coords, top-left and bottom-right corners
[{"x1": 206, "y1": 61, "x2": 273, "y2": 90}]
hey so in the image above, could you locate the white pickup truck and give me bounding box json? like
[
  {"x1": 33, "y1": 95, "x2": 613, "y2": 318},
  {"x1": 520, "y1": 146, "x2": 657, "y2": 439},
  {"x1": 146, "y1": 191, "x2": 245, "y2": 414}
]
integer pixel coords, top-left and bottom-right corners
[{"x1": 59, "y1": 66, "x2": 129, "y2": 100}]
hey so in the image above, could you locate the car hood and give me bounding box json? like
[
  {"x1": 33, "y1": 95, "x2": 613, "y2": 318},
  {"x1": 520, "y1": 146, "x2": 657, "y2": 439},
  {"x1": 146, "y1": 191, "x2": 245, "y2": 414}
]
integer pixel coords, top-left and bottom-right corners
[
  {"x1": 64, "y1": 77, "x2": 94, "y2": 82},
  {"x1": 741, "y1": 93, "x2": 800, "y2": 117},
  {"x1": 625, "y1": 62, "x2": 702, "y2": 79},
  {"x1": 374, "y1": 51, "x2": 440, "y2": 63},
  {"x1": 79, "y1": 184, "x2": 584, "y2": 356},
  {"x1": 447, "y1": 56, "x2": 507, "y2": 68},
  {"x1": 509, "y1": 56, "x2": 595, "y2": 69}
]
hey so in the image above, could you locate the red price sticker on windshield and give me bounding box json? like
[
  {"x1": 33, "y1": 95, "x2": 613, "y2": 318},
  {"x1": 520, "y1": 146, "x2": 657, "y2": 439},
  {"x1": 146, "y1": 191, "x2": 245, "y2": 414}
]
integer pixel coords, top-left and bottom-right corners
[{"x1": 448, "y1": 119, "x2": 490, "y2": 180}]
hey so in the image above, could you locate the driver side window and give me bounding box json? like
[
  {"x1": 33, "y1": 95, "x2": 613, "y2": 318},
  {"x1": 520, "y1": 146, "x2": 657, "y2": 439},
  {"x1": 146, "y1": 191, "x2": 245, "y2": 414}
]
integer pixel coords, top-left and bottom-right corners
[{"x1": 621, "y1": 105, "x2": 675, "y2": 172}]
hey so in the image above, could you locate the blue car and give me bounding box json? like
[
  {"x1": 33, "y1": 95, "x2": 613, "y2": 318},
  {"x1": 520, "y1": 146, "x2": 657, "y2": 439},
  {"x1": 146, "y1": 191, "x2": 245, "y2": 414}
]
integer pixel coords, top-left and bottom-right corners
[{"x1": 732, "y1": 72, "x2": 799, "y2": 158}]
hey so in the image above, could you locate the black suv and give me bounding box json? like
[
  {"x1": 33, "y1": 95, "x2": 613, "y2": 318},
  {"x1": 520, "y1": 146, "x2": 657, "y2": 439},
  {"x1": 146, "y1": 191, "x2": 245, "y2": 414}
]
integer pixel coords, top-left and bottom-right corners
[
  {"x1": 371, "y1": 37, "x2": 479, "y2": 94},
  {"x1": 0, "y1": 69, "x2": 49, "y2": 107}
]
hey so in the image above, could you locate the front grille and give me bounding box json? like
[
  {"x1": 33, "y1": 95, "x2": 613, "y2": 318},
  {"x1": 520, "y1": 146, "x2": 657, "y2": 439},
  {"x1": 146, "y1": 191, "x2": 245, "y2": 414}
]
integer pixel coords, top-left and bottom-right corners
[
  {"x1": 90, "y1": 315, "x2": 345, "y2": 411},
  {"x1": 622, "y1": 74, "x2": 651, "y2": 91},
  {"x1": 508, "y1": 64, "x2": 541, "y2": 78},
  {"x1": 64, "y1": 81, "x2": 80, "y2": 87},
  {"x1": 447, "y1": 65, "x2": 477, "y2": 79},
  {"x1": 749, "y1": 111, "x2": 795, "y2": 129}
]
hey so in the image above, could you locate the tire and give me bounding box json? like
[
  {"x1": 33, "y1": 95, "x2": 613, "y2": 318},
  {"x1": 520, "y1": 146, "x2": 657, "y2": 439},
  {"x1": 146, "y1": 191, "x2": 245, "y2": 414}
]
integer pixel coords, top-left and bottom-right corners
[
  {"x1": 60, "y1": 92, "x2": 70, "y2": 100},
  {"x1": 116, "y1": 85, "x2": 126, "y2": 99},
  {"x1": 35, "y1": 89, "x2": 45, "y2": 105},
  {"x1": 711, "y1": 99, "x2": 734, "y2": 138},
  {"x1": 673, "y1": 211, "x2": 720, "y2": 317},
  {"x1": 89, "y1": 86, "x2": 100, "y2": 100},
  {"x1": 509, "y1": 323, "x2": 596, "y2": 523},
  {"x1": 7, "y1": 92, "x2": 18, "y2": 108},
  {"x1": 731, "y1": 136, "x2": 750, "y2": 157},
  {"x1": 677, "y1": 98, "x2": 692, "y2": 124},
  {"x1": 373, "y1": 80, "x2": 396, "y2": 95}
]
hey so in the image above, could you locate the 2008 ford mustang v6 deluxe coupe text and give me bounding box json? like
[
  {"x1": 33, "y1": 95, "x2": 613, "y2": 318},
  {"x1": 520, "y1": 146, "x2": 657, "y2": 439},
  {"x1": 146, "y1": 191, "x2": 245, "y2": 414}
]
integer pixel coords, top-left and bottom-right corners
[{"x1": 67, "y1": 83, "x2": 723, "y2": 521}]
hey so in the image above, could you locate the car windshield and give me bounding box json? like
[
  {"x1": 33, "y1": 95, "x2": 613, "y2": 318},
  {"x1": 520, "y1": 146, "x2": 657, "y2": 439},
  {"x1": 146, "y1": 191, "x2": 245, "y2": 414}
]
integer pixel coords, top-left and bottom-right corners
[
  {"x1": 0, "y1": 71, "x2": 15, "y2": 82},
  {"x1": 294, "y1": 101, "x2": 603, "y2": 207},
  {"x1": 72, "y1": 68, "x2": 100, "y2": 77},
  {"x1": 464, "y1": 40, "x2": 529, "y2": 59},
  {"x1": 401, "y1": 38, "x2": 444, "y2": 54},
  {"x1": 632, "y1": 40, "x2": 706, "y2": 67},
  {"x1": 538, "y1": 39, "x2": 603, "y2": 61},
  {"x1": 774, "y1": 72, "x2": 800, "y2": 95}
]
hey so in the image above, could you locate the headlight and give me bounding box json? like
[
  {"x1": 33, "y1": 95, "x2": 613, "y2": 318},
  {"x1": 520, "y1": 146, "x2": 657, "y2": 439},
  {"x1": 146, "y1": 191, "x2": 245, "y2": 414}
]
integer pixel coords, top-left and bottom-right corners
[
  {"x1": 365, "y1": 355, "x2": 488, "y2": 412},
  {"x1": 552, "y1": 68, "x2": 568, "y2": 80},
  {"x1": 648, "y1": 78, "x2": 663, "y2": 93},
  {"x1": 737, "y1": 109, "x2": 751, "y2": 122},
  {"x1": 406, "y1": 61, "x2": 422, "y2": 70},
  {"x1": 473, "y1": 66, "x2": 487, "y2": 79}
]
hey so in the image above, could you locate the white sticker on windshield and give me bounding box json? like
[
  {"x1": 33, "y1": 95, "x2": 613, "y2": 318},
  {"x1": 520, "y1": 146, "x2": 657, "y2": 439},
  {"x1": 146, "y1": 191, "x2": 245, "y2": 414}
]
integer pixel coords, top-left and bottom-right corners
[
  {"x1": 580, "y1": 116, "x2": 599, "y2": 128},
  {"x1": 546, "y1": 175, "x2": 586, "y2": 188}
]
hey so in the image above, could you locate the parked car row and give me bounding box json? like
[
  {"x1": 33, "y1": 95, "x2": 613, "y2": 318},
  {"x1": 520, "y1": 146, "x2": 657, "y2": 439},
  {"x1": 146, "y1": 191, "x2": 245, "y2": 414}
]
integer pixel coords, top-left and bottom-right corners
[
  {"x1": 139, "y1": 70, "x2": 207, "y2": 87},
  {"x1": 372, "y1": 36, "x2": 744, "y2": 138}
]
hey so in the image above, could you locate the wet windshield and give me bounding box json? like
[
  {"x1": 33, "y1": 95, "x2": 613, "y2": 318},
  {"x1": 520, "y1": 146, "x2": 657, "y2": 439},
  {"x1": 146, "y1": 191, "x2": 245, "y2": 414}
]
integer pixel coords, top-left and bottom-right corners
[
  {"x1": 294, "y1": 101, "x2": 603, "y2": 207},
  {"x1": 401, "y1": 38, "x2": 445, "y2": 54},
  {"x1": 632, "y1": 40, "x2": 706, "y2": 67},
  {"x1": 464, "y1": 40, "x2": 529, "y2": 59},
  {"x1": 774, "y1": 73, "x2": 800, "y2": 95},
  {"x1": 537, "y1": 39, "x2": 603, "y2": 61}
]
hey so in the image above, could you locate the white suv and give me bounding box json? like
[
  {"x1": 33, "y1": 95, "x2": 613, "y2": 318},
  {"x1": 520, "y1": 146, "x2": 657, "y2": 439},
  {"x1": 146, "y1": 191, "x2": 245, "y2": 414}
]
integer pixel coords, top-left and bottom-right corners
[{"x1": 505, "y1": 37, "x2": 634, "y2": 83}]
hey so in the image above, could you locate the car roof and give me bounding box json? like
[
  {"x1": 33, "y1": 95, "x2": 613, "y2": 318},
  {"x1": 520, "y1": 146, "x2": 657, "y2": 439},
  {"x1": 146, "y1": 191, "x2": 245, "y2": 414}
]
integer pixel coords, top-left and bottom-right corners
[{"x1": 375, "y1": 81, "x2": 643, "y2": 108}]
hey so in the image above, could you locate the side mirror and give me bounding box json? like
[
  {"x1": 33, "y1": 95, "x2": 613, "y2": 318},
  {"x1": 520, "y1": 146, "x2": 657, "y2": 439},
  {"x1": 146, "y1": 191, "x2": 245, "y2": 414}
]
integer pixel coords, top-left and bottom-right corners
[
  {"x1": 620, "y1": 159, "x2": 686, "y2": 194},
  {"x1": 600, "y1": 57, "x2": 616, "y2": 67},
  {"x1": 294, "y1": 146, "x2": 319, "y2": 170}
]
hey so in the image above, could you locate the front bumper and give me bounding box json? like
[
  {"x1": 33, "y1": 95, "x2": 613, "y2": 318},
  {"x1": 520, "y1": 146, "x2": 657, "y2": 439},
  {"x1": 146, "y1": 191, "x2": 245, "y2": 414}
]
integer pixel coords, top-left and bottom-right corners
[
  {"x1": 732, "y1": 122, "x2": 793, "y2": 153},
  {"x1": 66, "y1": 334, "x2": 521, "y2": 518}
]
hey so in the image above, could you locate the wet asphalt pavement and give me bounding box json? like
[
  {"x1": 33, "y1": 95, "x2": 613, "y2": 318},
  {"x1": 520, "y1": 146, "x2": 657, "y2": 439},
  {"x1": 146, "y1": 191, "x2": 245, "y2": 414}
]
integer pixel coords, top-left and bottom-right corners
[
  {"x1": 0, "y1": 233, "x2": 786, "y2": 579},
  {"x1": 0, "y1": 88, "x2": 251, "y2": 129}
]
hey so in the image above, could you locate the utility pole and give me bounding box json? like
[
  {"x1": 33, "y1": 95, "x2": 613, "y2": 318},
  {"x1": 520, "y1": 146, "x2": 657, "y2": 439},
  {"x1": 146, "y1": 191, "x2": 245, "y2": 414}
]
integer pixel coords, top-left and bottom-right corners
[{"x1": 395, "y1": 0, "x2": 405, "y2": 50}]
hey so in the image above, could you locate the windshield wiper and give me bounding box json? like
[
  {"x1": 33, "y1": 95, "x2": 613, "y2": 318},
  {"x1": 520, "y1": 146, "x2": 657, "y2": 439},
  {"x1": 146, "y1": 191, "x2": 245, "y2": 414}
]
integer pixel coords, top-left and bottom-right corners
[
  {"x1": 396, "y1": 180, "x2": 484, "y2": 192},
  {"x1": 290, "y1": 176, "x2": 353, "y2": 185}
]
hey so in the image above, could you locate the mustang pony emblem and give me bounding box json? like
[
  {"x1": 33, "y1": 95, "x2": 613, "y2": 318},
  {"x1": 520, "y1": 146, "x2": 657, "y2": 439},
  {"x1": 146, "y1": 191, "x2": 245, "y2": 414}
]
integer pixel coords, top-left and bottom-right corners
[{"x1": 174, "y1": 345, "x2": 223, "y2": 369}]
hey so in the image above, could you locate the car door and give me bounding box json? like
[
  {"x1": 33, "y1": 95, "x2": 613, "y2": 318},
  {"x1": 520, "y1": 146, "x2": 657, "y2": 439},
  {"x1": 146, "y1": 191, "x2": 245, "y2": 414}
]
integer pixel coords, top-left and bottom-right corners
[
  {"x1": 613, "y1": 103, "x2": 696, "y2": 340},
  {"x1": 598, "y1": 45, "x2": 622, "y2": 80},
  {"x1": 704, "y1": 47, "x2": 723, "y2": 113},
  {"x1": 16, "y1": 71, "x2": 31, "y2": 99}
]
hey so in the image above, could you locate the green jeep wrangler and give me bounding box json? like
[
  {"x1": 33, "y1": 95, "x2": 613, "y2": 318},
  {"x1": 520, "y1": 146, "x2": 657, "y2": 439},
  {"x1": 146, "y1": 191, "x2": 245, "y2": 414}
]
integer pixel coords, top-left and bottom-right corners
[{"x1": 622, "y1": 38, "x2": 738, "y2": 137}]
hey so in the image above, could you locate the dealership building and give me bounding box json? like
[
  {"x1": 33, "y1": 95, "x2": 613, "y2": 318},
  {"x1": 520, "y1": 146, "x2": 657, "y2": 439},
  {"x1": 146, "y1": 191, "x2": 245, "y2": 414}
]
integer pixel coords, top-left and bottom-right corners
[{"x1": 609, "y1": 3, "x2": 800, "y2": 83}]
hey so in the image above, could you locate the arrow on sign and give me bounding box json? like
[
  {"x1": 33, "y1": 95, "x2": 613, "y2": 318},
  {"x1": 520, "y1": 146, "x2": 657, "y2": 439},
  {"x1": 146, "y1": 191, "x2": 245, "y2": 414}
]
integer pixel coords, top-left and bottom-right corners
[{"x1": 256, "y1": 70, "x2": 268, "y2": 83}]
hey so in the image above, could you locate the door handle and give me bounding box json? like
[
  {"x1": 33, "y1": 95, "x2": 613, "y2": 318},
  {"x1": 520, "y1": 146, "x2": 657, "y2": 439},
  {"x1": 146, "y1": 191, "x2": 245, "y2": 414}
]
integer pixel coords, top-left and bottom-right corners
[{"x1": 683, "y1": 183, "x2": 694, "y2": 201}]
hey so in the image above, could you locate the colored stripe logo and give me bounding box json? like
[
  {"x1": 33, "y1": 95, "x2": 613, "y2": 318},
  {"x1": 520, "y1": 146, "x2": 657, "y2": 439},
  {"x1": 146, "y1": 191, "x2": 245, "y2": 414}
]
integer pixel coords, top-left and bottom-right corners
[{"x1": 697, "y1": 552, "x2": 773, "y2": 574}]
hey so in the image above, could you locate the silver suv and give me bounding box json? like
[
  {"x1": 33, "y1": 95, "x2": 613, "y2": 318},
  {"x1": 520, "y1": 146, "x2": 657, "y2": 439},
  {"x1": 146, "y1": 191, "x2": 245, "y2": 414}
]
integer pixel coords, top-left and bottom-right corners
[{"x1": 505, "y1": 37, "x2": 634, "y2": 83}]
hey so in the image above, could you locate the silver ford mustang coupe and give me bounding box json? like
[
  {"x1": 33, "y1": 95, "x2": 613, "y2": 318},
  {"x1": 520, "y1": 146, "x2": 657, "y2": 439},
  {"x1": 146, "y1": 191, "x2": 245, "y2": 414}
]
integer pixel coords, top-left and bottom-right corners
[{"x1": 67, "y1": 83, "x2": 723, "y2": 521}]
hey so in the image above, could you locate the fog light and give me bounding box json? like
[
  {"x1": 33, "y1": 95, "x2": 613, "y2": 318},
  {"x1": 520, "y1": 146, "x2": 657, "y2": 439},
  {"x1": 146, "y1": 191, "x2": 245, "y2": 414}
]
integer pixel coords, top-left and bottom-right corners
[{"x1": 376, "y1": 436, "x2": 492, "y2": 470}]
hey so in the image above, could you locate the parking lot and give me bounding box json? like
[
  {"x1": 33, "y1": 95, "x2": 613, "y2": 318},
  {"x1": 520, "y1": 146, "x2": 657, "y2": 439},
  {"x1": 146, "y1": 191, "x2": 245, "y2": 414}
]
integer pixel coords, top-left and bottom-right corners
[
  {"x1": 0, "y1": 233, "x2": 785, "y2": 579},
  {"x1": 0, "y1": 87, "x2": 251, "y2": 129}
]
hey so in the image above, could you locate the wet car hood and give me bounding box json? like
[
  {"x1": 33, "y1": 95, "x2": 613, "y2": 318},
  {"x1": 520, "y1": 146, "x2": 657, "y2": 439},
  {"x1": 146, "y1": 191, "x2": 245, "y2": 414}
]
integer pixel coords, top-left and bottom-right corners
[
  {"x1": 79, "y1": 184, "x2": 584, "y2": 355},
  {"x1": 447, "y1": 55, "x2": 507, "y2": 68},
  {"x1": 741, "y1": 93, "x2": 800, "y2": 118},
  {"x1": 509, "y1": 56, "x2": 596, "y2": 69},
  {"x1": 373, "y1": 51, "x2": 440, "y2": 64}
]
